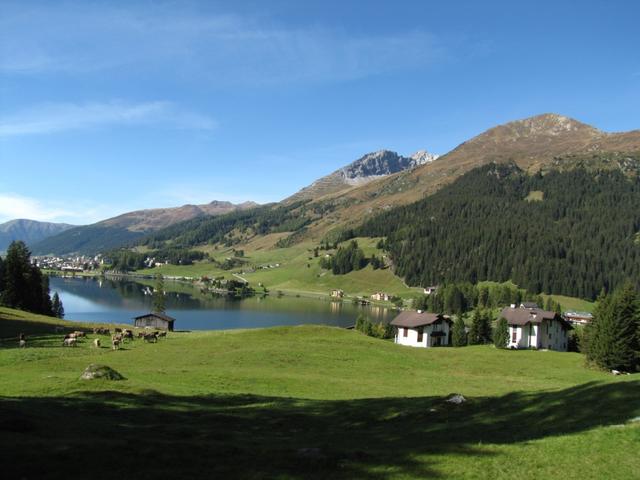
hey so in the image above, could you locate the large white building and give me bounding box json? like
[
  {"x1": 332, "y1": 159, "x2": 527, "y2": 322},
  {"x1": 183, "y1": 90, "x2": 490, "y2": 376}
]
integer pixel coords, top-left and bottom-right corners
[
  {"x1": 500, "y1": 305, "x2": 571, "y2": 351},
  {"x1": 391, "y1": 311, "x2": 452, "y2": 348}
]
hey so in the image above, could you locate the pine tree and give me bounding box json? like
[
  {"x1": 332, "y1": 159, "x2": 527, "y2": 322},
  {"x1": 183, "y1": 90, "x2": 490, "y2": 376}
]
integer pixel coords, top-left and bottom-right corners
[
  {"x1": 451, "y1": 316, "x2": 467, "y2": 347},
  {"x1": 52, "y1": 292, "x2": 65, "y2": 318},
  {"x1": 469, "y1": 309, "x2": 492, "y2": 344},
  {"x1": 585, "y1": 284, "x2": 639, "y2": 371},
  {"x1": 494, "y1": 317, "x2": 509, "y2": 348},
  {"x1": 152, "y1": 274, "x2": 166, "y2": 313}
]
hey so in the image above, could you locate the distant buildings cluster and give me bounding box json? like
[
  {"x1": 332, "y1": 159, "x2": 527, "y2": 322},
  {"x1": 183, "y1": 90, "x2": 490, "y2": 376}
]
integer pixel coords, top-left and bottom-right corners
[{"x1": 34, "y1": 255, "x2": 102, "y2": 272}]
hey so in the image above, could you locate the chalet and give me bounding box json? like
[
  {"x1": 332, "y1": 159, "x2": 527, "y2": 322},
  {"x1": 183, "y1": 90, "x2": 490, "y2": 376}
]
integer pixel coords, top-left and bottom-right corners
[
  {"x1": 331, "y1": 289, "x2": 344, "y2": 298},
  {"x1": 423, "y1": 286, "x2": 438, "y2": 295},
  {"x1": 500, "y1": 305, "x2": 571, "y2": 351},
  {"x1": 371, "y1": 291, "x2": 390, "y2": 301},
  {"x1": 133, "y1": 312, "x2": 175, "y2": 331},
  {"x1": 391, "y1": 311, "x2": 452, "y2": 348},
  {"x1": 563, "y1": 311, "x2": 593, "y2": 325}
]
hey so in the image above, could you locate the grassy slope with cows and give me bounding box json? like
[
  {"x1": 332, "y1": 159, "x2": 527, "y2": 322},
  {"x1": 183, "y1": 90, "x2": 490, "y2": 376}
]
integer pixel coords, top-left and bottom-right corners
[{"x1": 0, "y1": 307, "x2": 637, "y2": 479}]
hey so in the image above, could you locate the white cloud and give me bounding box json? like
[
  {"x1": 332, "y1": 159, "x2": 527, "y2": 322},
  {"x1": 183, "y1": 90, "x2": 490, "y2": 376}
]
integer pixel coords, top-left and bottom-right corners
[
  {"x1": 0, "y1": 3, "x2": 445, "y2": 85},
  {"x1": 0, "y1": 101, "x2": 217, "y2": 137},
  {"x1": 0, "y1": 193, "x2": 127, "y2": 224}
]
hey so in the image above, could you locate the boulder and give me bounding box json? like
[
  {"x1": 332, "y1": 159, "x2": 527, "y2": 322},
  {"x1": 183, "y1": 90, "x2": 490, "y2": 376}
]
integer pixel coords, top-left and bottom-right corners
[
  {"x1": 79, "y1": 364, "x2": 124, "y2": 381},
  {"x1": 445, "y1": 393, "x2": 466, "y2": 405}
]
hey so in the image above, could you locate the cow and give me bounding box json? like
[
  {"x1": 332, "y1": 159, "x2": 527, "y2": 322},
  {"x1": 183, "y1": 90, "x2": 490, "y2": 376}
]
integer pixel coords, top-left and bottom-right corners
[
  {"x1": 143, "y1": 332, "x2": 158, "y2": 343},
  {"x1": 63, "y1": 338, "x2": 77, "y2": 347},
  {"x1": 114, "y1": 328, "x2": 122, "y2": 333},
  {"x1": 112, "y1": 338, "x2": 121, "y2": 350},
  {"x1": 122, "y1": 329, "x2": 134, "y2": 341},
  {"x1": 93, "y1": 338, "x2": 101, "y2": 348},
  {"x1": 19, "y1": 339, "x2": 26, "y2": 348}
]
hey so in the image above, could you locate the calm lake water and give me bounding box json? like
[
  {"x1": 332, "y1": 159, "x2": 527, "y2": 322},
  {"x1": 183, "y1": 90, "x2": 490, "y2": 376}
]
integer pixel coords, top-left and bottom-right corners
[{"x1": 49, "y1": 276, "x2": 394, "y2": 331}]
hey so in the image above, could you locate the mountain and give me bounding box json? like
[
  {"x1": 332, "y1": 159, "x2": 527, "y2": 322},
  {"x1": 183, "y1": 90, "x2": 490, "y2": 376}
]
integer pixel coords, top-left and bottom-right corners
[
  {"x1": 31, "y1": 200, "x2": 259, "y2": 255},
  {"x1": 0, "y1": 219, "x2": 75, "y2": 252},
  {"x1": 285, "y1": 149, "x2": 438, "y2": 202},
  {"x1": 294, "y1": 113, "x2": 640, "y2": 238}
]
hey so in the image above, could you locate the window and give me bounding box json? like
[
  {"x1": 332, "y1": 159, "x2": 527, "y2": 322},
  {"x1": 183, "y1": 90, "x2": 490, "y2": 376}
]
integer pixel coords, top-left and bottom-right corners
[
  {"x1": 403, "y1": 327, "x2": 408, "y2": 338},
  {"x1": 512, "y1": 327, "x2": 517, "y2": 342},
  {"x1": 417, "y1": 327, "x2": 423, "y2": 342}
]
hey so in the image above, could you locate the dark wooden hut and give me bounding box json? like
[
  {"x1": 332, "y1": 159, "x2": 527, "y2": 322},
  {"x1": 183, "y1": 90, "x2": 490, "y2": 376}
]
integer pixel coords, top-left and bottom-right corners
[{"x1": 133, "y1": 312, "x2": 175, "y2": 331}]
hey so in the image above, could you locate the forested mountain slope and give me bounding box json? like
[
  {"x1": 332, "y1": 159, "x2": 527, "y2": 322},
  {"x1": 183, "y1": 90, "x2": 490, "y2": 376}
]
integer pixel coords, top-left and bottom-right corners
[
  {"x1": 31, "y1": 201, "x2": 257, "y2": 255},
  {"x1": 357, "y1": 161, "x2": 640, "y2": 299}
]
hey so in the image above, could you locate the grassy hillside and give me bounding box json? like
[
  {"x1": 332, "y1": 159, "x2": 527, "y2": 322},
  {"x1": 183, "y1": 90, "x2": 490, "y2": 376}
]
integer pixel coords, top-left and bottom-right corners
[
  {"x1": 0, "y1": 309, "x2": 638, "y2": 479},
  {"x1": 138, "y1": 237, "x2": 422, "y2": 299}
]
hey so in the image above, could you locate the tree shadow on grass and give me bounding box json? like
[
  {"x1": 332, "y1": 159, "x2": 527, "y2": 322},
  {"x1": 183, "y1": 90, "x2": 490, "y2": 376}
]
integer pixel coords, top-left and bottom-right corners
[{"x1": 0, "y1": 381, "x2": 638, "y2": 479}]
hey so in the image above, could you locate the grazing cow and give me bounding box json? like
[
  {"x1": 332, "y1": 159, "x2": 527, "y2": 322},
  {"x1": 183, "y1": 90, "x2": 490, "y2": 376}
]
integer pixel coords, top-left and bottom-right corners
[
  {"x1": 137, "y1": 331, "x2": 146, "y2": 338},
  {"x1": 158, "y1": 331, "x2": 167, "y2": 338},
  {"x1": 122, "y1": 329, "x2": 133, "y2": 340},
  {"x1": 63, "y1": 338, "x2": 77, "y2": 347},
  {"x1": 112, "y1": 339, "x2": 121, "y2": 350},
  {"x1": 143, "y1": 332, "x2": 158, "y2": 343},
  {"x1": 19, "y1": 339, "x2": 26, "y2": 348},
  {"x1": 73, "y1": 331, "x2": 86, "y2": 338},
  {"x1": 93, "y1": 338, "x2": 101, "y2": 348}
]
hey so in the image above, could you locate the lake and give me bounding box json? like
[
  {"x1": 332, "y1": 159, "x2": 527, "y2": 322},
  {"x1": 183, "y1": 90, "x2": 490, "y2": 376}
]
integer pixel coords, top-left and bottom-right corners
[{"x1": 49, "y1": 276, "x2": 394, "y2": 331}]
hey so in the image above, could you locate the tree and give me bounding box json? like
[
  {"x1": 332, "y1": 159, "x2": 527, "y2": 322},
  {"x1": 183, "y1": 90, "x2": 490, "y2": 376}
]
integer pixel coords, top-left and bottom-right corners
[
  {"x1": 585, "y1": 284, "x2": 639, "y2": 371},
  {"x1": 51, "y1": 292, "x2": 65, "y2": 318},
  {"x1": 0, "y1": 241, "x2": 54, "y2": 315},
  {"x1": 451, "y1": 316, "x2": 467, "y2": 347},
  {"x1": 469, "y1": 309, "x2": 492, "y2": 345},
  {"x1": 152, "y1": 274, "x2": 166, "y2": 313},
  {"x1": 493, "y1": 317, "x2": 509, "y2": 348}
]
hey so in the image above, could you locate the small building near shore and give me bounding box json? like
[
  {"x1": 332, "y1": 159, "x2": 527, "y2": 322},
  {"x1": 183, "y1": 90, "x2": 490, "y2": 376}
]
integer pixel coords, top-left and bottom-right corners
[
  {"x1": 133, "y1": 312, "x2": 176, "y2": 331},
  {"x1": 331, "y1": 289, "x2": 344, "y2": 298},
  {"x1": 371, "y1": 291, "x2": 390, "y2": 302},
  {"x1": 391, "y1": 311, "x2": 452, "y2": 348}
]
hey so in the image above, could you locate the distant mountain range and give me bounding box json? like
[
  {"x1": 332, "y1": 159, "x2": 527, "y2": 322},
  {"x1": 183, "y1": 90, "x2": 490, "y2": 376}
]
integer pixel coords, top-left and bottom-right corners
[
  {"x1": 30, "y1": 201, "x2": 258, "y2": 255},
  {"x1": 0, "y1": 219, "x2": 75, "y2": 252}
]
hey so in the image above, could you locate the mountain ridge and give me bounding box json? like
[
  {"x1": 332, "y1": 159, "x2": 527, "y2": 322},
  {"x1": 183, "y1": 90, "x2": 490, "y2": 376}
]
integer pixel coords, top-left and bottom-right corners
[
  {"x1": 30, "y1": 200, "x2": 258, "y2": 255},
  {"x1": 0, "y1": 219, "x2": 75, "y2": 252}
]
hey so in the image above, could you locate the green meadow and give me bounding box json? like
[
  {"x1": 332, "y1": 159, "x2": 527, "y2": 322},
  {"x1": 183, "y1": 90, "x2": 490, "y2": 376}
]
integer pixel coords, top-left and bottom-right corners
[
  {"x1": 138, "y1": 237, "x2": 423, "y2": 300},
  {"x1": 0, "y1": 307, "x2": 638, "y2": 479}
]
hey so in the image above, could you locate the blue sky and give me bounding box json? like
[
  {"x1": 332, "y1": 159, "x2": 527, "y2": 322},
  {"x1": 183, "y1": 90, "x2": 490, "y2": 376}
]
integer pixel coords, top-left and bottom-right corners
[{"x1": 0, "y1": 0, "x2": 639, "y2": 224}]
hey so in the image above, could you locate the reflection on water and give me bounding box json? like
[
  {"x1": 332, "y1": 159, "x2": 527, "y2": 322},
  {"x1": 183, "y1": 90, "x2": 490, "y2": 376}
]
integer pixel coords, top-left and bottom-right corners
[{"x1": 49, "y1": 276, "x2": 394, "y2": 331}]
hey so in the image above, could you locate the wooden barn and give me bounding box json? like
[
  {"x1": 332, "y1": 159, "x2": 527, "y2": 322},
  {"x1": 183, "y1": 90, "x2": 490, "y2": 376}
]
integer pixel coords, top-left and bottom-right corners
[{"x1": 133, "y1": 312, "x2": 176, "y2": 331}]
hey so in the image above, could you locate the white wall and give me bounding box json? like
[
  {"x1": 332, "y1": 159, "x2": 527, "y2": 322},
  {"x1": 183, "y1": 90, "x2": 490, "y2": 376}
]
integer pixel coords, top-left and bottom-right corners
[
  {"x1": 394, "y1": 321, "x2": 451, "y2": 348},
  {"x1": 509, "y1": 320, "x2": 568, "y2": 351}
]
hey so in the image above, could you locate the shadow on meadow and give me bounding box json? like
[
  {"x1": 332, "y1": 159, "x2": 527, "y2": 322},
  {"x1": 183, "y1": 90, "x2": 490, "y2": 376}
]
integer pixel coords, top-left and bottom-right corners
[{"x1": 0, "y1": 380, "x2": 638, "y2": 479}]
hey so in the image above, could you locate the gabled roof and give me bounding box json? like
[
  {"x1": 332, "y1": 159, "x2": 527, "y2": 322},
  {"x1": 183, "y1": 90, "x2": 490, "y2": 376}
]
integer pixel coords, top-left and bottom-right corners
[
  {"x1": 133, "y1": 312, "x2": 176, "y2": 322},
  {"x1": 500, "y1": 307, "x2": 571, "y2": 329},
  {"x1": 520, "y1": 302, "x2": 539, "y2": 309},
  {"x1": 391, "y1": 311, "x2": 450, "y2": 328}
]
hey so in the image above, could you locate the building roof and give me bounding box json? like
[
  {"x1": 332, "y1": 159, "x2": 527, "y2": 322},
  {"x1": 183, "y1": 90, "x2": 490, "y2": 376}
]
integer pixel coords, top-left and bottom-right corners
[
  {"x1": 520, "y1": 302, "x2": 539, "y2": 309},
  {"x1": 500, "y1": 307, "x2": 571, "y2": 329},
  {"x1": 391, "y1": 311, "x2": 449, "y2": 328},
  {"x1": 133, "y1": 312, "x2": 176, "y2": 322}
]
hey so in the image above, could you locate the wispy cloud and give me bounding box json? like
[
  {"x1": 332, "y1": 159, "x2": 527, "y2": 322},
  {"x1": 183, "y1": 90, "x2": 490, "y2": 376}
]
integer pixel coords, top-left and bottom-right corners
[
  {"x1": 0, "y1": 101, "x2": 217, "y2": 137},
  {"x1": 0, "y1": 3, "x2": 445, "y2": 85},
  {"x1": 0, "y1": 193, "x2": 114, "y2": 224}
]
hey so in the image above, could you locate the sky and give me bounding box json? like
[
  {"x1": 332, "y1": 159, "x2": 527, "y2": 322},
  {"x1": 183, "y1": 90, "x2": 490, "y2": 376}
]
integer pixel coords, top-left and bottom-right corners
[{"x1": 1, "y1": 0, "x2": 639, "y2": 224}]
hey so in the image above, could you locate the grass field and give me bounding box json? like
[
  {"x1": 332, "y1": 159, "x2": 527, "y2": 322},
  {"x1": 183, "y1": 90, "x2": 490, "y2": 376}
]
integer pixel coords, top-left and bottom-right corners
[{"x1": 0, "y1": 307, "x2": 638, "y2": 479}]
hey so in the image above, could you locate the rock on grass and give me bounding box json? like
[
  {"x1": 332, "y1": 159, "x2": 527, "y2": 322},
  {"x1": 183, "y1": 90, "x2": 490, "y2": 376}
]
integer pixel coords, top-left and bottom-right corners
[{"x1": 80, "y1": 364, "x2": 124, "y2": 381}]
